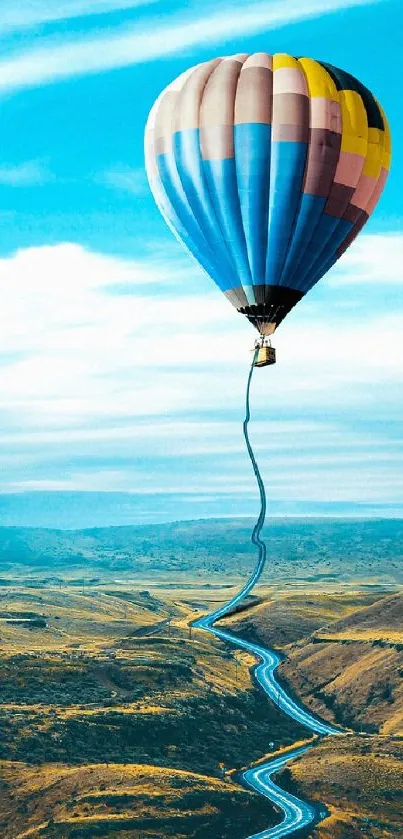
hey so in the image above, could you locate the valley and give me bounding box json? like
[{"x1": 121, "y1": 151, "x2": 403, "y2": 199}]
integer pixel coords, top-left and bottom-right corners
[{"x1": 0, "y1": 518, "x2": 402, "y2": 838}]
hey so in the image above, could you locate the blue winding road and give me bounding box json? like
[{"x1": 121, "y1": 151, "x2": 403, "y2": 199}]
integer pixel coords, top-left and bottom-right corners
[
  {"x1": 242, "y1": 745, "x2": 316, "y2": 839},
  {"x1": 194, "y1": 597, "x2": 341, "y2": 838}
]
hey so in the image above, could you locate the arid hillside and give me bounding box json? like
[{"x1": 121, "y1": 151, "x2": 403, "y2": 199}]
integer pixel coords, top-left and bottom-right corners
[
  {"x1": 1, "y1": 576, "x2": 402, "y2": 839},
  {"x1": 222, "y1": 590, "x2": 384, "y2": 648},
  {"x1": 315, "y1": 591, "x2": 403, "y2": 642},
  {"x1": 0, "y1": 762, "x2": 274, "y2": 839},
  {"x1": 280, "y1": 736, "x2": 403, "y2": 839},
  {"x1": 279, "y1": 592, "x2": 403, "y2": 735},
  {"x1": 0, "y1": 579, "x2": 305, "y2": 839}
]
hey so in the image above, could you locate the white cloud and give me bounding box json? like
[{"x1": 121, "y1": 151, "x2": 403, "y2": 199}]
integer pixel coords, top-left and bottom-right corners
[
  {"x1": 0, "y1": 160, "x2": 52, "y2": 186},
  {"x1": 0, "y1": 0, "x2": 384, "y2": 93},
  {"x1": 9, "y1": 460, "x2": 403, "y2": 503},
  {"x1": 100, "y1": 165, "x2": 149, "y2": 195},
  {"x1": 329, "y1": 233, "x2": 403, "y2": 285},
  {"x1": 1, "y1": 238, "x2": 402, "y2": 409},
  {"x1": 0, "y1": 1, "x2": 156, "y2": 33},
  {"x1": 0, "y1": 237, "x2": 402, "y2": 503}
]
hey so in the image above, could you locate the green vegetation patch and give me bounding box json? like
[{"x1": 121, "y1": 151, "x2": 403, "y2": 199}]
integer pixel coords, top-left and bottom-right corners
[{"x1": 0, "y1": 686, "x2": 307, "y2": 774}]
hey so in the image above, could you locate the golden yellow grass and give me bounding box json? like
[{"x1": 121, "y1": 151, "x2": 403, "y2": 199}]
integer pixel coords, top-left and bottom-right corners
[
  {"x1": 278, "y1": 593, "x2": 403, "y2": 736},
  {"x1": 0, "y1": 586, "x2": 164, "y2": 652},
  {"x1": 314, "y1": 592, "x2": 403, "y2": 645},
  {"x1": 316, "y1": 628, "x2": 403, "y2": 643},
  {"x1": 285, "y1": 736, "x2": 403, "y2": 838},
  {"x1": 281, "y1": 639, "x2": 403, "y2": 736},
  {"x1": 221, "y1": 588, "x2": 388, "y2": 649},
  {"x1": 0, "y1": 761, "x2": 254, "y2": 839},
  {"x1": 0, "y1": 582, "x2": 258, "y2": 729}
]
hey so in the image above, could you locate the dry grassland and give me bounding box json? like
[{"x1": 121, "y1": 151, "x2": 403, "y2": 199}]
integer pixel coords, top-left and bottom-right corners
[
  {"x1": 278, "y1": 592, "x2": 403, "y2": 736},
  {"x1": 280, "y1": 736, "x2": 403, "y2": 838},
  {"x1": 0, "y1": 580, "x2": 307, "y2": 838},
  {"x1": 1, "y1": 579, "x2": 402, "y2": 839},
  {"x1": 0, "y1": 761, "x2": 274, "y2": 839}
]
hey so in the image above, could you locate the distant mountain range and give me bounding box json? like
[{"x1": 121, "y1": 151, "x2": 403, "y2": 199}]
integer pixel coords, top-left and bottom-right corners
[{"x1": 0, "y1": 517, "x2": 402, "y2": 584}]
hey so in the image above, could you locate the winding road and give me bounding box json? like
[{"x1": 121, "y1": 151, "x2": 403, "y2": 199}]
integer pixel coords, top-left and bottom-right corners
[{"x1": 195, "y1": 596, "x2": 341, "y2": 838}]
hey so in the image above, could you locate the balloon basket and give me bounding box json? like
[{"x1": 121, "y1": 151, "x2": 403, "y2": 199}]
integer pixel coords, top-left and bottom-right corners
[{"x1": 252, "y1": 340, "x2": 276, "y2": 367}]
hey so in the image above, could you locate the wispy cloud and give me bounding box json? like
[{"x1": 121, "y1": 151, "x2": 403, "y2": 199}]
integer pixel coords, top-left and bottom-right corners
[
  {"x1": 100, "y1": 165, "x2": 149, "y2": 195},
  {"x1": 0, "y1": 0, "x2": 156, "y2": 34},
  {"x1": 0, "y1": 0, "x2": 384, "y2": 93},
  {"x1": 329, "y1": 233, "x2": 403, "y2": 285},
  {"x1": 0, "y1": 160, "x2": 52, "y2": 186},
  {"x1": 0, "y1": 235, "x2": 402, "y2": 504}
]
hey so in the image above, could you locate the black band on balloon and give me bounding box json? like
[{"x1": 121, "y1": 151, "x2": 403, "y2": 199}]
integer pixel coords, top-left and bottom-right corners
[
  {"x1": 318, "y1": 62, "x2": 384, "y2": 130},
  {"x1": 237, "y1": 285, "x2": 304, "y2": 330},
  {"x1": 292, "y1": 57, "x2": 384, "y2": 130}
]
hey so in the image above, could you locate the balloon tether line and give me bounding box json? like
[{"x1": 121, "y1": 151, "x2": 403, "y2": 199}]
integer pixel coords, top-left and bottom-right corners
[
  {"x1": 196, "y1": 348, "x2": 267, "y2": 626},
  {"x1": 243, "y1": 347, "x2": 267, "y2": 585}
]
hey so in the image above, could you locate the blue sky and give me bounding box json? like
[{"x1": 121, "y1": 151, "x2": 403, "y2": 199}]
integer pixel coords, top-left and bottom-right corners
[{"x1": 0, "y1": 0, "x2": 402, "y2": 525}]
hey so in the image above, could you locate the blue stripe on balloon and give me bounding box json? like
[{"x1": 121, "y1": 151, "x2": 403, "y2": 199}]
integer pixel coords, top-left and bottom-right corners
[
  {"x1": 203, "y1": 157, "x2": 253, "y2": 290},
  {"x1": 299, "y1": 246, "x2": 344, "y2": 294},
  {"x1": 304, "y1": 254, "x2": 338, "y2": 291},
  {"x1": 156, "y1": 152, "x2": 233, "y2": 292},
  {"x1": 279, "y1": 193, "x2": 326, "y2": 287},
  {"x1": 153, "y1": 126, "x2": 354, "y2": 303},
  {"x1": 265, "y1": 141, "x2": 308, "y2": 287},
  {"x1": 173, "y1": 129, "x2": 236, "y2": 290},
  {"x1": 234, "y1": 123, "x2": 271, "y2": 289},
  {"x1": 302, "y1": 218, "x2": 354, "y2": 291},
  {"x1": 292, "y1": 214, "x2": 340, "y2": 288},
  {"x1": 293, "y1": 217, "x2": 353, "y2": 292},
  {"x1": 149, "y1": 160, "x2": 215, "y2": 280}
]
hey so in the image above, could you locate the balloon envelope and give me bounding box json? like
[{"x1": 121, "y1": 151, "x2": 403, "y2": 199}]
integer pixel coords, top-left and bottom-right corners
[{"x1": 145, "y1": 53, "x2": 391, "y2": 335}]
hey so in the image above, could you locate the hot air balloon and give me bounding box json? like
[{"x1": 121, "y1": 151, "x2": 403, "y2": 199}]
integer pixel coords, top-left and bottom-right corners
[
  {"x1": 145, "y1": 53, "x2": 391, "y2": 366},
  {"x1": 144, "y1": 59, "x2": 391, "y2": 791}
]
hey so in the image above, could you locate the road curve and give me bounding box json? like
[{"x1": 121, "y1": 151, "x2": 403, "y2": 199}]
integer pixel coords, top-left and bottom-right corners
[
  {"x1": 194, "y1": 599, "x2": 341, "y2": 838},
  {"x1": 242, "y1": 744, "x2": 315, "y2": 839}
]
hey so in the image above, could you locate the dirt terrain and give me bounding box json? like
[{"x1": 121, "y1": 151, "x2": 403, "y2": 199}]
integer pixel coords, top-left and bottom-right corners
[
  {"x1": 280, "y1": 736, "x2": 403, "y2": 839},
  {"x1": 228, "y1": 589, "x2": 403, "y2": 837},
  {"x1": 278, "y1": 593, "x2": 403, "y2": 736},
  {"x1": 0, "y1": 575, "x2": 402, "y2": 839},
  {"x1": 0, "y1": 580, "x2": 302, "y2": 839},
  {"x1": 0, "y1": 762, "x2": 275, "y2": 839}
]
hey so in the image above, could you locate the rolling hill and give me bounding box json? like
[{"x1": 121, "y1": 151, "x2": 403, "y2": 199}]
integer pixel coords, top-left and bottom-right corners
[
  {"x1": 0, "y1": 518, "x2": 403, "y2": 585},
  {"x1": 278, "y1": 592, "x2": 403, "y2": 736}
]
